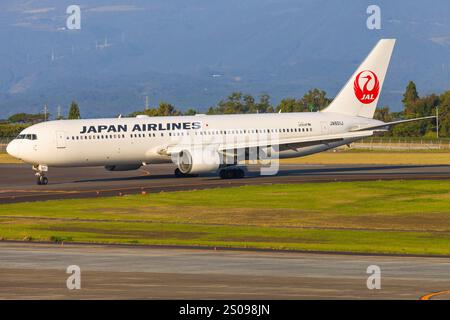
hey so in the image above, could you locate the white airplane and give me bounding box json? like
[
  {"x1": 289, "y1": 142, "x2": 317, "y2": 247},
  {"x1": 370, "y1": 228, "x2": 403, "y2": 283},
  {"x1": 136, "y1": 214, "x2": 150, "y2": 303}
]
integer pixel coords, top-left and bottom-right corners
[{"x1": 7, "y1": 39, "x2": 434, "y2": 185}]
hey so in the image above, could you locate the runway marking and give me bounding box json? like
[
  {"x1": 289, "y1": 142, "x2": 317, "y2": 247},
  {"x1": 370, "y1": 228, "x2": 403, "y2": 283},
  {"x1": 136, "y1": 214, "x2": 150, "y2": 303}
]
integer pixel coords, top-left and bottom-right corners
[{"x1": 420, "y1": 290, "x2": 450, "y2": 300}]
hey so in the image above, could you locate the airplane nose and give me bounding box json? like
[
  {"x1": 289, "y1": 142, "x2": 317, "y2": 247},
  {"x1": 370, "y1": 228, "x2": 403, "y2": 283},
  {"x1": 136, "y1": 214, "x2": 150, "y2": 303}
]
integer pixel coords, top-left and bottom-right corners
[{"x1": 6, "y1": 140, "x2": 20, "y2": 159}]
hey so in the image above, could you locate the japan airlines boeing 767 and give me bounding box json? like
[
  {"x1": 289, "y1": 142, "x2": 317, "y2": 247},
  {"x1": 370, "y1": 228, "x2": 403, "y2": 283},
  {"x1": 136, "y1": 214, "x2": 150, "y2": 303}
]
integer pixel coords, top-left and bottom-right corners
[{"x1": 6, "y1": 39, "x2": 434, "y2": 185}]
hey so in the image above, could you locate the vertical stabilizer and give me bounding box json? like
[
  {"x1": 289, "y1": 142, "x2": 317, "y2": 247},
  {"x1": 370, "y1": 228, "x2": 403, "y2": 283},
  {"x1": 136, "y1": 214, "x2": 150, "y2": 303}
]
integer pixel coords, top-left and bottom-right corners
[{"x1": 322, "y1": 39, "x2": 396, "y2": 118}]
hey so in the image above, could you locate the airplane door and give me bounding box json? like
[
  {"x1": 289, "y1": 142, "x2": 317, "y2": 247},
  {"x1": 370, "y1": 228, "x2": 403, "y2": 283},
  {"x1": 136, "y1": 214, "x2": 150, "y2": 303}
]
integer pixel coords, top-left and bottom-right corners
[
  {"x1": 320, "y1": 122, "x2": 329, "y2": 135},
  {"x1": 56, "y1": 131, "x2": 66, "y2": 149}
]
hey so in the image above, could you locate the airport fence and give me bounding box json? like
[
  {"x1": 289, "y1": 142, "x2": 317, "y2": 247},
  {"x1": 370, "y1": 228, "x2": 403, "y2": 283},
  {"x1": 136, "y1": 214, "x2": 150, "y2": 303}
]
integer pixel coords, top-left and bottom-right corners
[
  {"x1": 348, "y1": 137, "x2": 450, "y2": 151},
  {"x1": 0, "y1": 137, "x2": 13, "y2": 153}
]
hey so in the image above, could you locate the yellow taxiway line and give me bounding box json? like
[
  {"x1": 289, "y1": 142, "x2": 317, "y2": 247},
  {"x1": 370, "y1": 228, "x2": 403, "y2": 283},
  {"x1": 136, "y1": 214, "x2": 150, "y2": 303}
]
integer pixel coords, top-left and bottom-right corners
[{"x1": 420, "y1": 290, "x2": 450, "y2": 300}]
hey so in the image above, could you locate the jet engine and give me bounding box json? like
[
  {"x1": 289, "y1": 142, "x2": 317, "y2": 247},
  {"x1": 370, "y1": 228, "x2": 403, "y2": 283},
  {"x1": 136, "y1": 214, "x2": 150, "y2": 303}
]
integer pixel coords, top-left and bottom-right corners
[
  {"x1": 175, "y1": 148, "x2": 221, "y2": 175},
  {"x1": 105, "y1": 164, "x2": 142, "y2": 171}
]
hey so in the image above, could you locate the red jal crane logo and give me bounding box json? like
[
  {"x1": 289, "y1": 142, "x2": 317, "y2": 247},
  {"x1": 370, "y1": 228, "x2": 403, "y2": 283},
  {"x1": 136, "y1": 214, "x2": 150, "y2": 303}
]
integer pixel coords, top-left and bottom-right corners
[{"x1": 354, "y1": 70, "x2": 380, "y2": 104}]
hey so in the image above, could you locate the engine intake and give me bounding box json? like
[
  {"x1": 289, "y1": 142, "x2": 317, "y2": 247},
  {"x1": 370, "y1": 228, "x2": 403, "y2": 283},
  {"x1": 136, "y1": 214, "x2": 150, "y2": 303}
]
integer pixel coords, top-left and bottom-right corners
[{"x1": 176, "y1": 148, "x2": 221, "y2": 174}]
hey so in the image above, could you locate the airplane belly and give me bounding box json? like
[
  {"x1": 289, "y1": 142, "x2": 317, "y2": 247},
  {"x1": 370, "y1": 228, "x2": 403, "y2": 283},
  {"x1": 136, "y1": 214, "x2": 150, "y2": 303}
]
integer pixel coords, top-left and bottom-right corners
[{"x1": 278, "y1": 137, "x2": 360, "y2": 159}]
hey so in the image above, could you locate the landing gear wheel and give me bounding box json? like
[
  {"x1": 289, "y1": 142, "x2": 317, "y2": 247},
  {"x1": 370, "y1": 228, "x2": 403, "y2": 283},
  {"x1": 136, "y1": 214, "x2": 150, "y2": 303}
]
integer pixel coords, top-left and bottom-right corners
[
  {"x1": 219, "y1": 168, "x2": 245, "y2": 179},
  {"x1": 37, "y1": 176, "x2": 48, "y2": 185},
  {"x1": 33, "y1": 164, "x2": 49, "y2": 186}
]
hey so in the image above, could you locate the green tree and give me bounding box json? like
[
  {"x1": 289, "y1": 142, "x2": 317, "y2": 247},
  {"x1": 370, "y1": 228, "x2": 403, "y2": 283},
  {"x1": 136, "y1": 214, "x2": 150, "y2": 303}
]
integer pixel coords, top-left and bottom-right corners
[
  {"x1": 7, "y1": 113, "x2": 46, "y2": 124},
  {"x1": 438, "y1": 90, "x2": 450, "y2": 137},
  {"x1": 129, "y1": 102, "x2": 181, "y2": 117},
  {"x1": 243, "y1": 94, "x2": 256, "y2": 113},
  {"x1": 276, "y1": 98, "x2": 303, "y2": 113},
  {"x1": 0, "y1": 123, "x2": 29, "y2": 138},
  {"x1": 275, "y1": 89, "x2": 331, "y2": 113},
  {"x1": 299, "y1": 89, "x2": 332, "y2": 111},
  {"x1": 207, "y1": 92, "x2": 245, "y2": 114},
  {"x1": 155, "y1": 102, "x2": 180, "y2": 116},
  {"x1": 402, "y1": 81, "x2": 419, "y2": 116},
  {"x1": 374, "y1": 106, "x2": 393, "y2": 136},
  {"x1": 68, "y1": 101, "x2": 81, "y2": 119},
  {"x1": 256, "y1": 94, "x2": 273, "y2": 113},
  {"x1": 184, "y1": 108, "x2": 197, "y2": 116},
  {"x1": 374, "y1": 106, "x2": 393, "y2": 123},
  {"x1": 394, "y1": 82, "x2": 439, "y2": 137}
]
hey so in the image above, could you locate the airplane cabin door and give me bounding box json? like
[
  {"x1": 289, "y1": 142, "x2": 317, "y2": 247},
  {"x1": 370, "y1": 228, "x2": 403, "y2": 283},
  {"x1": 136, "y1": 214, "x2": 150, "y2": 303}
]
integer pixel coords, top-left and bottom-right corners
[{"x1": 56, "y1": 131, "x2": 66, "y2": 149}]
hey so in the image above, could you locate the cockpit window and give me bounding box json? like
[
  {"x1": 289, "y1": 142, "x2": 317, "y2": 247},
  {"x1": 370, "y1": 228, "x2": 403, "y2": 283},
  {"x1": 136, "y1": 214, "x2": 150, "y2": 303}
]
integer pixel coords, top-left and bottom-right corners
[{"x1": 16, "y1": 134, "x2": 37, "y2": 140}]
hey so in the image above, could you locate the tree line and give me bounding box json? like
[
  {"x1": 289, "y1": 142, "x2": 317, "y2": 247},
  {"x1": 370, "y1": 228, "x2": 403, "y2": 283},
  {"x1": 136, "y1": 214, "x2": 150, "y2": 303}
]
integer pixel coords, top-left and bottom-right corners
[{"x1": 1, "y1": 82, "x2": 449, "y2": 138}]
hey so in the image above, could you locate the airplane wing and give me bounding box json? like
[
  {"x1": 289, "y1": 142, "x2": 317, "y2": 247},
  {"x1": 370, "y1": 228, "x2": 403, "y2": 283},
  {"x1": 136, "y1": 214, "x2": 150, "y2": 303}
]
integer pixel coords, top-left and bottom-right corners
[
  {"x1": 162, "y1": 130, "x2": 374, "y2": 155},
  {"x1": 350, "y1": 116, "x2": 436, "y2": 132}
]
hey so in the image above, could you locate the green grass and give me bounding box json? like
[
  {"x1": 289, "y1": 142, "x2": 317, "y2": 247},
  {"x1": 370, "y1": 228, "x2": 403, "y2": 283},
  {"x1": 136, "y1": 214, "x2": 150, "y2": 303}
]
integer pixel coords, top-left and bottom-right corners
[
  {"x1": 280, "y1": 152, "x2": 450, "y2": 165},
  {"x1": 1, "y1": 180, "x2": 450, "y2": 255},
  {"x1": 0, "y1": 153, "x2": 22, "y2": 164}
]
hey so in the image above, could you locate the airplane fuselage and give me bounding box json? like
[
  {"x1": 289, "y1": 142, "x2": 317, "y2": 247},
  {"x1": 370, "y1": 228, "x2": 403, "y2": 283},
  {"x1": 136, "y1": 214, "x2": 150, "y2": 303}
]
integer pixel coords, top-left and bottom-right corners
[{"x1": 7, "y1": 112, "x2": 381, "y2": 167}]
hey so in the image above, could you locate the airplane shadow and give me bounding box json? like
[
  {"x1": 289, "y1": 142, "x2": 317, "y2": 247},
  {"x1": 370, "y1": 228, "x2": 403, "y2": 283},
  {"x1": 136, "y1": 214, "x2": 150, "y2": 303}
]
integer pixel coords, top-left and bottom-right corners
[{"x1": 73, "y1": 164, "x2": 449, "y2": 184}]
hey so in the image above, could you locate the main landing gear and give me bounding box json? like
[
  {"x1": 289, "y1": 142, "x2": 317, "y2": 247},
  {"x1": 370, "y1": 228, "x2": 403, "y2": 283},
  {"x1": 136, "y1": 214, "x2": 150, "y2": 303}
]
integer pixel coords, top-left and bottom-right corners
[
  {"x1": 219, "y1": 167, "x2": 245, "y2": 179},
  {"x1": 33, "y1": 164, "x2": 49, "y2": 185}
]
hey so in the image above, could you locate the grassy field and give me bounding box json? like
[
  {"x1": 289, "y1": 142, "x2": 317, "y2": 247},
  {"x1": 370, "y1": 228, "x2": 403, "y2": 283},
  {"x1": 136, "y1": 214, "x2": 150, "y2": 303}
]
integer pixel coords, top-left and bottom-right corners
[
  {"x1": 0, "y1": 180, "x2": 449, "y2": 255},
  {"x1": 0, "y1": 153, "x2": 22, "y2": 164},
  {"x1": 279, "y1": 152, "x2": 450, "y2": 165}
]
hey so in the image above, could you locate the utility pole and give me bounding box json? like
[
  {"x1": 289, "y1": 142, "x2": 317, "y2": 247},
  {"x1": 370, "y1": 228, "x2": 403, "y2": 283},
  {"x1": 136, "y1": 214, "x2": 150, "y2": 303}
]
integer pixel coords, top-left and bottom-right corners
[
  {"x1": 57, "y1": 105, "x2": 61, "y2": 120},
  {"x1": 436, "y1": 106, "x2": 439, "y2": 139},
  {"x1": 145, "y1": 96, "x2": 149, "y2": 110},
  {"x1": 44, "y1": 104, "x2": 48, "y2": 121}
]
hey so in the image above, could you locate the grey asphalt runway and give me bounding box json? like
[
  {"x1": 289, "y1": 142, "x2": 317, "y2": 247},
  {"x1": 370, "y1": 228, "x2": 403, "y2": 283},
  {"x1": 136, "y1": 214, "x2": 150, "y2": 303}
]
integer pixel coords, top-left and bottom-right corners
[
  {"x1": 1, "y1": 165, "x2": 450, "y2": 300},
  {"x1": 0, "y1": 242, "x2": 449, "y2": 299},
  {"x1": 1, "y1": 163, "x2": 450, "y2": 203}
]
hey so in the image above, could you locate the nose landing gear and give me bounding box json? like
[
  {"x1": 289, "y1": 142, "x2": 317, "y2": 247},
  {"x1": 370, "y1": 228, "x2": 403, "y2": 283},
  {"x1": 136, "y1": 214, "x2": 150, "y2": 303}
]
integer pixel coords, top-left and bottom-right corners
[
  {"x1": 33, "y1": 164, "x2": 49, "y2": 185},
  {"x1": 36, "y1": 175, "x2": 48, "y2": 185}
]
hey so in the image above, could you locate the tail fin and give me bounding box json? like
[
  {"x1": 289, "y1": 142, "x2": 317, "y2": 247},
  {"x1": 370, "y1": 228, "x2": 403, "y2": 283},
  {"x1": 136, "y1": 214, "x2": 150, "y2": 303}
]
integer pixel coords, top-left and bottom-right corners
[{"x1": 322, "y1": 39, "x2": 396, "y2": 118}]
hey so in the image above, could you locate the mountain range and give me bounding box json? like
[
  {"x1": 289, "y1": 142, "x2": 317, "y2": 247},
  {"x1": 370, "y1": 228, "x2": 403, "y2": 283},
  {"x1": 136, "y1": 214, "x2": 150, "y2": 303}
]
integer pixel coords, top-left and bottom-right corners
[{"x1": 0, "y1": 0, "x2": 449, "y2": 118}]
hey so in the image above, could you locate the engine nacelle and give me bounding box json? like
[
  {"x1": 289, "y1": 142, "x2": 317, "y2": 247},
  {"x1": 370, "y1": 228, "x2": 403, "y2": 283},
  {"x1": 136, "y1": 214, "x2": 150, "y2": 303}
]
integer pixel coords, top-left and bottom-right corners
[
  {"x1": 176, "y1": 148, "x2": 221, "y2": 174},
  {"x1": 105, "y1": 164, "x2": 142, "y2": 171}
]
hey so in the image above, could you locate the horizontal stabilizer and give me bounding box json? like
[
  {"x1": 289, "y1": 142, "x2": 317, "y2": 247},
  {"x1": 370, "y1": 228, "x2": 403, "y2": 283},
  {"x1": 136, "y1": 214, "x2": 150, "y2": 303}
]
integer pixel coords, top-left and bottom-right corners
[{"x1": 350, "y1": 116, "x2": 436, "y2": 132}]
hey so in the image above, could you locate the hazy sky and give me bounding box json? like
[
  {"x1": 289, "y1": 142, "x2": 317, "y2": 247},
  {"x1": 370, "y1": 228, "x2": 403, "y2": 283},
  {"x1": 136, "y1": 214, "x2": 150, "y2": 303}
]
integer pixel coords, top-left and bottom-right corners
[{"x1": 0, "y1": 0, "x2": 449, "y2": 117}]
